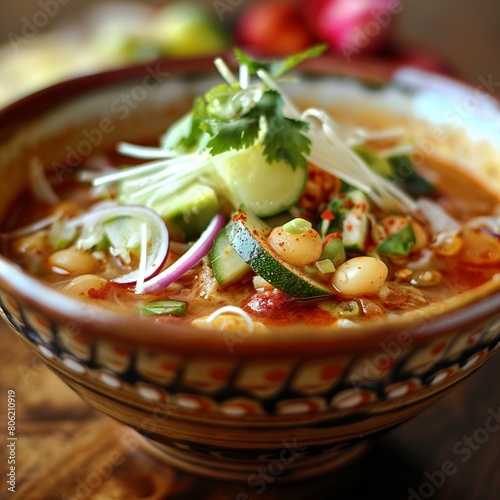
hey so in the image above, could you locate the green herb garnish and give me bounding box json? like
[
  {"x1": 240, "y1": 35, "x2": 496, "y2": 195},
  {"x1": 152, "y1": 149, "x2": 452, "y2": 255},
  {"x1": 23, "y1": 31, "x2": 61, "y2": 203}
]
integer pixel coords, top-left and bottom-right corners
[
  {"x1": 234, "y1": 45, "x2": 327, "y2": 79},
  {"x1": 164, "y1": 47, "x2": 326, "y2": 168},
  {"x1": 94, "y1": 44, "x2": 422, "y2": 236},
  {"x1": 377, "y1": 224, "x2": 416, "y2": 256}
]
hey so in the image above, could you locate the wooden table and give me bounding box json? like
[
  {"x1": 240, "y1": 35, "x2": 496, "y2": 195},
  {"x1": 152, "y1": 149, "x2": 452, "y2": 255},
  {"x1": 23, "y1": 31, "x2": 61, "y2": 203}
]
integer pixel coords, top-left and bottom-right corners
[{"x1": 0, "y1": 323, "x2": 498, "y2": 500}]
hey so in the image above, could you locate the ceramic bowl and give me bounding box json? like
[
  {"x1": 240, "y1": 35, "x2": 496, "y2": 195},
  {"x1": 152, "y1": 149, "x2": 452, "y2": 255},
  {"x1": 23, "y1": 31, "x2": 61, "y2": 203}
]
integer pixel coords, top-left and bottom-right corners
[{"x1": 0, "y1": 57, "x2": 499, "y2": 481}]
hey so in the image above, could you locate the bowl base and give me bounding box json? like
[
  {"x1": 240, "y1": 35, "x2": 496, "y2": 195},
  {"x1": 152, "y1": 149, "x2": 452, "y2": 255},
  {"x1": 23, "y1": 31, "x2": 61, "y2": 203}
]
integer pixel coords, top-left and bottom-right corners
[{"x1": 139, "y1": 435, "x2": 370, "y2": 482}]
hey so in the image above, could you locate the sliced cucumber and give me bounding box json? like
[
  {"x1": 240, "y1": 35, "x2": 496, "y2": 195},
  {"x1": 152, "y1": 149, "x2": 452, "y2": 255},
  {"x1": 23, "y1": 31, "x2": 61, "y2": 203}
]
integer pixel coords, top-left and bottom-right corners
[
  {"x1": 354, "y1": 145, "x2": 435, "y2": 197},
  {"x1": 352, "y1": 145, "x2": 393, "y2": 177},
  {"x1": 324, "y1": 189, "x2": 370, "y2": 253},
  {"x1": 212, "y1": 142, "x2": 307, "y2": 218},
  {"x1": 227, "y1": 210, "x2": 333, "y2": 299},
  {"x1": 104, "y1": 216, "x2": 143, "y2": 249},
  {"x1": 209, "y1": 226, "x2": 251, "y2": 287},
  {"x1": 158, "y1": 182, "x2": 220, "y2": 242},
  {"x1": 343, "y1": 190, "x2": 369, "y2": 252},
  {"x1": 103, "y1": 215, "x2": 143, "y2": 264},
  {"x1": 342, "y1": 209, "x2": 368, "y2": 253},
  {"x1": 386, "y1": 154, "x2": 436, "y2": 197},
  {"x1": 120, "y1": 181, "x2": 220, "y2": 242}
]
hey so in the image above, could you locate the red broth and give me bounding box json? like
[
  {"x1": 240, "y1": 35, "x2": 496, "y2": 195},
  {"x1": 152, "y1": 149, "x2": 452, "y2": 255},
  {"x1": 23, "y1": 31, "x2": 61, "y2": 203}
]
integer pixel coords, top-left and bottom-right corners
[{"x1": 1, "y1": 150, "x2": 499, "y2": 329}]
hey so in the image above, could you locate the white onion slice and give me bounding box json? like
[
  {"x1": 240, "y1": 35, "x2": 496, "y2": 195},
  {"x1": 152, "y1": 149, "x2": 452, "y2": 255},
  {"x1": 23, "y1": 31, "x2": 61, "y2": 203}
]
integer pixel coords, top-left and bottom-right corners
[
  {"x1": 466, "y1": 216, "x2": 500, "y2": 236},
  {"x1": 116, "y1": 141, "x2": 178, "y2": 159},
  {"x1": 143, "y1": 213, "x2": 225, "y2": 294},
  {"x1": 0, "y1": 213, "x2": 61, "y2": 240},
  {"x1": 416, "y1": 198, "x2": 460, "y2": 235},
  {"x1": 30, "y1": 157, "x2": 60, "y2": 205},
  {"x1": 65, "y1": 205, "x2": 169, "y2": 285}
]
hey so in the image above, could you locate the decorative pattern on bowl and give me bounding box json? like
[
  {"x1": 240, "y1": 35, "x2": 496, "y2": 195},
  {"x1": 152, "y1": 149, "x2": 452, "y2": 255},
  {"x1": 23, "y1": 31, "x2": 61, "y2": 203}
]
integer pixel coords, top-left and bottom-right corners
[{"x1": 1, "y1": 286, "x2": 498, "y2": 478}]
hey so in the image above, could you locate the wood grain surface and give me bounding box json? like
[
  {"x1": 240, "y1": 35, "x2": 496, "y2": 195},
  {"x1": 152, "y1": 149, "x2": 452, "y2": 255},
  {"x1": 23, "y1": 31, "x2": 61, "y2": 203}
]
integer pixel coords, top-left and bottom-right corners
[{"x1": 0, "y1": 323, "x2": 498, "y2": 500}]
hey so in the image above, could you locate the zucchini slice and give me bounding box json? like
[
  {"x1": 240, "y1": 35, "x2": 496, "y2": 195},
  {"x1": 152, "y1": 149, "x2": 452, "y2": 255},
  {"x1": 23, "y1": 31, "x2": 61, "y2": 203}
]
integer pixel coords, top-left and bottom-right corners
[
  {"x1": 209, "y1": 226, "x2": 251, "y2": 287},
  {"x1": 227, "y1": 210, "x2": 333, "y2": 299}
]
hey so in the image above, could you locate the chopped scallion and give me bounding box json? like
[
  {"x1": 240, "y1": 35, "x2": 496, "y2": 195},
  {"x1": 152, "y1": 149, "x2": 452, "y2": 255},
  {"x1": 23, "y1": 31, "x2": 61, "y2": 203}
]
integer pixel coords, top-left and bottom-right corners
[
  {"x1": 283, "y1": 218, "x2": 312, "y2": 235},
  {"x1": 316, "y1": 259, "x2": 336, "y2": 274},
  {"x1": 140, "y1": 300, "x2": 187, "y2": 316}
]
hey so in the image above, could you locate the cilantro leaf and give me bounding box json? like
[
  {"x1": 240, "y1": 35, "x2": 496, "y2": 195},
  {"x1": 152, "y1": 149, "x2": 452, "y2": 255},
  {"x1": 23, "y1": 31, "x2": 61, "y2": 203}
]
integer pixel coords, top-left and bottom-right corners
[
  {"x1": 203, "y1": 90, "x2": 310, "y2": 169},
  {"x1": 257, "y1": 91, "x2": 310, "y2": 169},
  {"x1": 377, "y1": 224, "x2": 416, "y2": 256},
  {"x1": 234, "y1": 45, "x2": 327, "y2": 78},
  {"x1": 203, "y1": 115, "x2": 260, "y2": 155},
  {"x1": 205, "y1": 83, "x2": 244, "y2": 120},
  {"x1": 161, "y1": 97, "x2": 209, "y2": 153},
  {"x1": 263, "y1": 115, "x2": 310, "y2": 169}
]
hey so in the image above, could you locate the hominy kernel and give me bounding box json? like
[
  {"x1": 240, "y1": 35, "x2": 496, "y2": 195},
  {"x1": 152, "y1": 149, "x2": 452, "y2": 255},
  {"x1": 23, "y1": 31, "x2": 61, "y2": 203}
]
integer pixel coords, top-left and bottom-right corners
[
  {"x1": 62, "y1": 274, "x2": 108, "y2": 299},
  {"x1": 434, "y1": 234, "x2": 463, "y2": 257},
  {"x1": 332, "y1": 257, "x2": 388, "y2": 296},
  {"x1": 49, "y1": 248, "x2": 98, "y2": 275},
  {"x1": 411, "y1": 221, "x2": 428, "y2": 252},
  {"x1": 395, "y1": 268, "x2": 413, "y2": 281},
  {"x1": 268, "y1": 226, "x2": 322, "y2": 267},
  {"x1": 410, "y1": 270, "x2": 442, "y2": 287},
  {"x1": 334, "y1": 300, "x2": 360, "y2": 318},
  {"x1": 11, "y1": 233, "x2": 47, "y2": 256}
]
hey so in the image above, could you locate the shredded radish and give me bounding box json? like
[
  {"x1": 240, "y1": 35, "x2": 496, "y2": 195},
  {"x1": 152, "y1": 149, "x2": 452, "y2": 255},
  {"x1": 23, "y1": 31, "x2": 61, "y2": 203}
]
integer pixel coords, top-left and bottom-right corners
[
  {"x1": 239, "y1": 64, "x2": 250, "y2": 90},
  {"x1": 91, "y1": 154, "x2": 203, "y2": 187},
  {"x1": 302, "y1": 107, "x2": 404, "y2": 147},
  {"x1": 95, "y1": 60, "x2": 420, "y2": 221},
  {"x1": 30, "y1": 157, "x2": 59, "y2": 205},
  {"x1": 0, "y1": 213, "x2": 61, "y2": 240},
  {"x1": 134, "y1": 222, "x2": 149, "y2": 294},
  {"x1": 142, "y1": 213, "x2": 225, "y2": 293},
  {"x1": 214, "y1": 57, "x2": 238, "y2": 85},
  {"x1": 116, "y1": 142, "x2": 179, "y2": 159},
  {"x1": 416, "y1": 198, "x2": 460, "y2": 236},
  {"x1": 466, "y1": 216, "x2": 500, "y2": 236},
  {"x1": 256, "y1": 69, "x2": 417, "y2": 214}
]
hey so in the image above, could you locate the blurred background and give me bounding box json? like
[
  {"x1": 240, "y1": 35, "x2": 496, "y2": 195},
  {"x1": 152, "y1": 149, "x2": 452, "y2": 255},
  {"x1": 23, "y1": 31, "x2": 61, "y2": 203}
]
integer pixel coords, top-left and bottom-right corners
[{"x1": 1, "y1": 0, "x2": 499, "y2": 107}]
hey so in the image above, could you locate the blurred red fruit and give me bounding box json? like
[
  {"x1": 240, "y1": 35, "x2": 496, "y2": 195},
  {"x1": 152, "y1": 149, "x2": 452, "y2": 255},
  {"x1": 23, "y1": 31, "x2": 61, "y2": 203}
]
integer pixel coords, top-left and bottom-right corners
[
  {"x1": 302, "y1": 0, "x2": 397, "y2": 59},
  {"x1": 235, "y1": 1, "x2": 316, "y2": 57}
]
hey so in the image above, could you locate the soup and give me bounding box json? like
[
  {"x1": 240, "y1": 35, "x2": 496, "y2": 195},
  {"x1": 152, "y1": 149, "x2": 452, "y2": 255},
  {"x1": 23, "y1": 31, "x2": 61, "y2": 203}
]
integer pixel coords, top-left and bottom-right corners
[{"x1": 1, "y1": 48, "x2": 499, "y2": 330}]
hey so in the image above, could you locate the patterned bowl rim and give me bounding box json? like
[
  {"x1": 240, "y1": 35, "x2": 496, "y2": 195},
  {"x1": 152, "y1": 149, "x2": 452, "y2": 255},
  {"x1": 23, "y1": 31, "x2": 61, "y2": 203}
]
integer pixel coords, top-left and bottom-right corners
[{"x1": 0, "y1": 54, "x2": 499, "y2": 357}]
